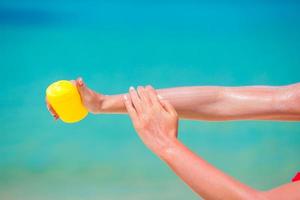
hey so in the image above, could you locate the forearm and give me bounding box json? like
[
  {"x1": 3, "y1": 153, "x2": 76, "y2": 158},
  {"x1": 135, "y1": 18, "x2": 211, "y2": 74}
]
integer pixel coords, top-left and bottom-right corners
[
  {"x1": 159, "y1": 140, "x2": 264, "y2": 200},
  {"x1": 98, "y1": 83, "x2": 300, "y2": 121},
  {"x1": 97, "y1": 87, "x2": 223, "y2": 116},
  {"x1": 97, "y1": 87, "x2": 222, "y2": 115}
]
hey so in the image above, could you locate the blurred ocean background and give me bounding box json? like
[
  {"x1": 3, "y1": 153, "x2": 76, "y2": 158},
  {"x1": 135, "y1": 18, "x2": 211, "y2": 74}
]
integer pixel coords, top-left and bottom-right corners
[{"x1": 0, "y1": 0, "x2": 300, "y2": 199}]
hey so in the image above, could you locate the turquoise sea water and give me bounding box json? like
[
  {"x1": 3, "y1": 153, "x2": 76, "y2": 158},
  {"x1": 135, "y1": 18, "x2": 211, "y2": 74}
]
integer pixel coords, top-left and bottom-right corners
[{"x1": 0, "y1": 1, "x2": 300, "y2": 199}]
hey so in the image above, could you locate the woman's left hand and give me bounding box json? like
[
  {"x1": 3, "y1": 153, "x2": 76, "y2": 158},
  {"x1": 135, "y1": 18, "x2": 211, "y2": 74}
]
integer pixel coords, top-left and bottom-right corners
[
  {"x1": 123, "y1": 86, "x2": 179, "y2": 157},
  {"x1": 46, "y1": 77, "x2": 105, "y2": 120}
]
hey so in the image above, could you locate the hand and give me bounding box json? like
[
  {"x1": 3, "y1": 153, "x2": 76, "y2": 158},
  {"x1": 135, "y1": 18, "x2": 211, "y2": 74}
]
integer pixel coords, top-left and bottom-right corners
[
  {"x1": 46, "y1": 77, "x2": 104, "y2": 120},
  {"x1": 123, "y1": 86, "x2": 179, "y2": 157}
]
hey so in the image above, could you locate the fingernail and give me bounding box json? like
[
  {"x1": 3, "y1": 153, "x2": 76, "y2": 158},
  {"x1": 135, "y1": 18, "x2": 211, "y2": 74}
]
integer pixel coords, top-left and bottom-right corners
[
  {"x1": 158, "y1": 95, "x2": 163, "y2": 99},
  {"x1": 123, "y1": 95, "x2": 128, "y2": 100},
  {"x1": 129, "y1": 86, "x2": 134, "y2": 91},
  {"x1": 79, "y1": 79, "x2": 83, "y2": 86}
]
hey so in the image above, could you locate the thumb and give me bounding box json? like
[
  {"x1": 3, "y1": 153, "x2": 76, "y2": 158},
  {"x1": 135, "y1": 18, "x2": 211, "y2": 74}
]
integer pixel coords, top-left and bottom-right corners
[
  {"x1": 159, "y1": 98, "x2": 177, "y2": 116},
  {"x1": 75, "y1": 77, "x2": 91, "y2": 98}
]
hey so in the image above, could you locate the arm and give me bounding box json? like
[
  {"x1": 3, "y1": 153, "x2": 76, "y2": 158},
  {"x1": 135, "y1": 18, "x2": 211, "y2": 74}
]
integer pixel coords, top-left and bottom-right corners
[
  {"x1": 123, "y1": 86, "x2": 300, "y2": 200},
  {"x1": 162, "y1": 140, "x2": 300, "y2": 200},
  {"x1": 46, "y1": 78, "x2": 300, "y2": 121},
  {"x1": 161, "y1": 140, "x2": 262, "y2": 200},
  {"x1": 263, "y1": 181, "x2": 300, "y2": 200},
  {"x1": 101, "y1": 84, "x2": 300, "y2": 121}
]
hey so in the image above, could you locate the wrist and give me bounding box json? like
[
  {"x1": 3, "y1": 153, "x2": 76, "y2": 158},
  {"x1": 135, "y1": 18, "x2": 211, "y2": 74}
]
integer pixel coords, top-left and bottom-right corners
[
  {"x1": 85, "y1": 93, "x2": 105, "y2": 114},
  {"x1": 98, "y1": 94, "x2": 127, "y2": 114},
  {"x1": 157, "y1": 138, "x2": 182, "y2": 162},
  {"x1": 96, "y1": 94, "x2": 109, "y2": 113}
]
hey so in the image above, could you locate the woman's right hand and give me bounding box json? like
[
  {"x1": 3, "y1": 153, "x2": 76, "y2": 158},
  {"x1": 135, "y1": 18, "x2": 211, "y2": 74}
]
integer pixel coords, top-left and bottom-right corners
[
  {"x1": 46, "y1": 77, "x2": 105, "y2": 120},
  {"x1": 123, "y1": 86, "x2": 179, "y2": 157}
]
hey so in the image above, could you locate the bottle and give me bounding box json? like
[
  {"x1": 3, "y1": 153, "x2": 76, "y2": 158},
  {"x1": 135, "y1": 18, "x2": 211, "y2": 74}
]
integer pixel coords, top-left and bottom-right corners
[{"x1": 46, "y1": 80, "x2": 88, "y2": 123}]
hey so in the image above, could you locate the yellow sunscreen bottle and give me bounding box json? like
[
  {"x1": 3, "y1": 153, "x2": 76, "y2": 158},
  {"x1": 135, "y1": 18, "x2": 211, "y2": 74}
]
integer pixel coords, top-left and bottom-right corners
[{"x1": 46, "y1": 80, "x2": 88, "y2": 123}]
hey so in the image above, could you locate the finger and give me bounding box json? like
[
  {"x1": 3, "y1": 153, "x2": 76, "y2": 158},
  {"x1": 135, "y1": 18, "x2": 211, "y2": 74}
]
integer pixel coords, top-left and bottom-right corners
[
  {"x1": 49, "y1": 105, "x2": 59, "y2": 119},
  {"x1": 75, "y1": 77, "x2": 90, "y2": 98},
  {"x1": 76, "y1": 77, "x2": 84, "y2": 87},
  {"x1": 45, "y1": 99, "x2": 59, "y2": 119},
  {"x1": 73, "y1": 77, "x2": 96, "y2": 108},
  {"x1": 129, "y1": 86, "x2": 143, "y2": 113},
  {"x1": 54, "y1": 115, "x2": 59, "y2": 120},
  {"x1": 145, "y1": 85, "x2": 160, "y2": 106},
  {"x1": 159, "y1": 99, "x2": 177, "y2": 115},
  {"x1": 137, "y1": 86, "x2": 151, "y2": 105},
  {"x1": 123, "y1": 94, "x2": 138, "y2": 121}
]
